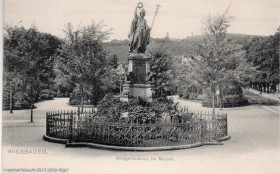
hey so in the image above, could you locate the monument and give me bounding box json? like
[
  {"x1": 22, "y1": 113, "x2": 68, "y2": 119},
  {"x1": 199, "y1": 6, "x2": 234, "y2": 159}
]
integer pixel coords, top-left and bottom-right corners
[{"x1": 120, "y1": 2, "x2": 154, "y2": 102}]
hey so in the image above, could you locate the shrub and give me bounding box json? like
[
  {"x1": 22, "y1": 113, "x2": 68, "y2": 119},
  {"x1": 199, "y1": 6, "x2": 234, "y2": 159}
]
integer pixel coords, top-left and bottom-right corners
[
  {"x1": 202, "y1": 82, "x2": 247, "y2": 107},
  {"x1": 68, "y1": 99, "x2": 80, "y2": 105},
  {"x1": 189, "y1": 93, "x2": 198, "y2": 100},
  {"x1": 56, "y1": 90, "x2": 64, "y2": 97},
  {"x1": 196, "y1": 94, "x2": 205, "y2": 100},
  {"x1": 178, "y1": 83, "x2": 202, "y2": 100},
  {"x1": 93, "y1": 94, "x2": 177, "y2": 124},
  {"x1": 69, "y1": 87, "x2": 95, "y2": 105},
  {"x1": 39, "y1": 89, "x2": 55, "y2": 100}
]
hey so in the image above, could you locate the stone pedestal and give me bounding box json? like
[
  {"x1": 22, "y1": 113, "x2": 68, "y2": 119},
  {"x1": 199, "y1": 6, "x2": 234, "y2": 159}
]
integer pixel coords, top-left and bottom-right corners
[{"x1": 120, "y1": 53, "x2": 153, "y2": 102}]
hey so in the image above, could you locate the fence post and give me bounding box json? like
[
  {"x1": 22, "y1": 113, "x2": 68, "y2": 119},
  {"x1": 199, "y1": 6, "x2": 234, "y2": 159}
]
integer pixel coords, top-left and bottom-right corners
[
  {"x1": 225, "y1": 113, "x2": 228, "y2": 136},
  {"x1": 70, "y1": 111, "x2": 73, "y2": 142},
  {"x1": 46, "y1": 112, "x2": 48, "y2": 136},
  {"x1": 59, "y1": 111, "x2": 61, "y2": 138},
  {"x1": 55, "y1": 111, "x2": 58, "y2": 137},
  {"x1": 78, "y1": 107, "x2": 80, "y2": 118},
  {"x1": 213, "y1": 114, "x2": 218, "y2": 141},
  {"x1": 63, "y1": 110, "x2": 66, "y2": 138},
  {"x1": 200, "y1": 113, "x2": 203, "y2": 143}
]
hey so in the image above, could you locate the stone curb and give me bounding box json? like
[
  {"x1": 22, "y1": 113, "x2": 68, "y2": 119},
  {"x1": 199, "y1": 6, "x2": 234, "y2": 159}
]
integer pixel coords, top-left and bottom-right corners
[
  {"x1": 65, "y1": 142, "x2": 205, "y2": 151},
  {"x1": 43, "y1": 134, "x2": 230, "y2": 151},
  {"x1": 218, "y1": 135, "x2": 231, "y2": 142},
  {"x1": 43, "y1": 134, "x2": 68, "y2": 144}
]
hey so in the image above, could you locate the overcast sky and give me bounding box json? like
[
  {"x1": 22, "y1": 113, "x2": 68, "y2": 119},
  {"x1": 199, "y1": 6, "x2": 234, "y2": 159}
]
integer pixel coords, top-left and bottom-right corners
[{"x1": 4, "y1": 0, "x2": 280, "y2": 40}]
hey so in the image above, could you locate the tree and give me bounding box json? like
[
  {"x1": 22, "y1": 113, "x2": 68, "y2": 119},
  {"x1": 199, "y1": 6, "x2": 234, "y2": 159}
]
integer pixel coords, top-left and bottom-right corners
[
  {"x1": 107, "y1": 54, "x2": 119, "y2": 69},
  {"x1": 188, "y1": 9, "x2": 255, "y2": 113},
  {"x1": 100, "y1": 67, "x2": 119, "y2": 94},
  {"x1": 3, "y1": 25, "x2": 61, "y2": 120},
  {"x1": 244, "y1": 27, "x2": 279, "y2": 93},
  {"x1": 58, "y1": 22, "x2": 111, "y2": 111},
  {"x1": 172, "y1": 54, "x2": 203, "y2": 100},
  {"x1": 53, "y1": 62, "x2": 75, "y2": 97},
  {"x1": 147, "y1": 43, "x2": 175, "y2": 99}
]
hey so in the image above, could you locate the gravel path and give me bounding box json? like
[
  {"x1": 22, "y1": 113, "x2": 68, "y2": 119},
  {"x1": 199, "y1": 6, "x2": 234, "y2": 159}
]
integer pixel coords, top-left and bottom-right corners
[{"x1": 2, "y1": 97, "x2": 279, "y2": 174}]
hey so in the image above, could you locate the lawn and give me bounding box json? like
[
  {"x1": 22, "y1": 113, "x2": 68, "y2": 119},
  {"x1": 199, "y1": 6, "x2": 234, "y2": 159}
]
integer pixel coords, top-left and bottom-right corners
[{"x1": 243, "y1": 90, "x2": 280, "y2": 106}]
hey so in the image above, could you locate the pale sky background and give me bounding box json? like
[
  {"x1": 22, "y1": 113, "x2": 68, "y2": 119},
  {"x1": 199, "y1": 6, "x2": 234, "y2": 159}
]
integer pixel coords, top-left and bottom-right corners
[{"x1": 3, "y1": 0, "x2": 280, "y2": 40}]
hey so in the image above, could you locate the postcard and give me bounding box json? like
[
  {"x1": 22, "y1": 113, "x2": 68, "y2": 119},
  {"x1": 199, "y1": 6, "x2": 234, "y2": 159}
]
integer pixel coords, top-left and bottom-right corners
[{"x1": 2, "y1": 0, "x2": 279, "y2": 174}]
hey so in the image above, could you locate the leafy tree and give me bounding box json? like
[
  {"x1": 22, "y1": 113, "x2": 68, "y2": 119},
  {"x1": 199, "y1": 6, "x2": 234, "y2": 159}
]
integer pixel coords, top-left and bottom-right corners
[
  {"x1": 57, "y1": 22, "x2": 111, "y2": 111},
  {"x1": 53, "y1": 62, "x2": 74, "y2": 97},
  {"x1": 244, "y1": 27, "x2": 279, "y2": 93},
  {"x1": 147, "y1": 43, "x2": 175, "y2": 99},
  {"x1": 107, "y1": 54, "x2": 119, "y2": 69},
  {"x1": 100, "y1": 67, "x2": 119, "y2": 93},
  {"x1": 172, "y1": 54, "x2": 203, "y2": 100},
  {"x1": 3, "y1": 25, "x2": 61, "y2": 120},
  {"x1": 188, "y1": 9, "x2": 255, "y2": 113},
  {"x1": 98, "y1": 54, "x2": 125, "y2": 95}
]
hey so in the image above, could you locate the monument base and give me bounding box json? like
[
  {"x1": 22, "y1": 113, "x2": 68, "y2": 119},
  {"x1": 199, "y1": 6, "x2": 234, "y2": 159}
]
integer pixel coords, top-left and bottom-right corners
[
  {"x1": 120, "y1": 83, "x2": 153, "y2": 102},
  {"x1": 120, "y1": 53, "x2": 153, "y2": 103}
]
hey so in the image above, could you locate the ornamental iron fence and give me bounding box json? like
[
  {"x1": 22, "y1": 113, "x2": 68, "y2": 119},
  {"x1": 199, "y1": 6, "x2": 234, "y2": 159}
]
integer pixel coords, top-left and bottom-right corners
[{"x1": 46, "y1": 110, "x2": 228, "y2": 147}]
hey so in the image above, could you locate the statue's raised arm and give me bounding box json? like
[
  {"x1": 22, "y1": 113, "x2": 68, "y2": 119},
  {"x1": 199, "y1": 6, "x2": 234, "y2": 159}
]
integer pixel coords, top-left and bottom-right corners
[{"x1": 128, "y1": 2, "x2": 151, "y2": 53}]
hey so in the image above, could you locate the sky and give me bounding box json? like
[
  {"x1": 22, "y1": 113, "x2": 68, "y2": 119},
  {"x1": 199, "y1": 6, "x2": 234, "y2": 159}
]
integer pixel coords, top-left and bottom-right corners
[{"x1": 3, "y1": 0, "x2": 280, "y2": 40}]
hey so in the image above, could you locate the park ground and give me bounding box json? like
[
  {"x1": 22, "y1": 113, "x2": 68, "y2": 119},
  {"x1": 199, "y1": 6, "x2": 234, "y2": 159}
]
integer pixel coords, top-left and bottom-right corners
[{"x1": 1, "y1": 95, "x2": 279, "y2": 174}]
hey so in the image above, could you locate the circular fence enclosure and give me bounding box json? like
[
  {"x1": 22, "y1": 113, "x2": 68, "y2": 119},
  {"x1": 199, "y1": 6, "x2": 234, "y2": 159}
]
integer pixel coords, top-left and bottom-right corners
[{"x1": 44, "y1": 110, "x2": 230, "y2": 151}]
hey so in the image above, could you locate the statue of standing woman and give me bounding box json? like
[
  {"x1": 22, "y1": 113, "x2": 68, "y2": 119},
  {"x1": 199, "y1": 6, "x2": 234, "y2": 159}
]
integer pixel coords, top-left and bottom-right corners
[{"x1": 128, "y1": 2, "x2": 151, "y2": 53}]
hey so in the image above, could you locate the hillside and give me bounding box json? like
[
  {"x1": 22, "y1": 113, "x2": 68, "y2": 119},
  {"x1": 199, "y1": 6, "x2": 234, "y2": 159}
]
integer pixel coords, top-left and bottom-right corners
[{"x1": 104, "y1": 33, "x2": 264, "y2": 63}]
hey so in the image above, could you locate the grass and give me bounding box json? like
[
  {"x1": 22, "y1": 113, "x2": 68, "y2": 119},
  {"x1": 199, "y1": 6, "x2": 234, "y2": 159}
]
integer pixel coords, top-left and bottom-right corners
[{"x1": 243, "y1": 90, "x2": 280, "y2": 106}]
